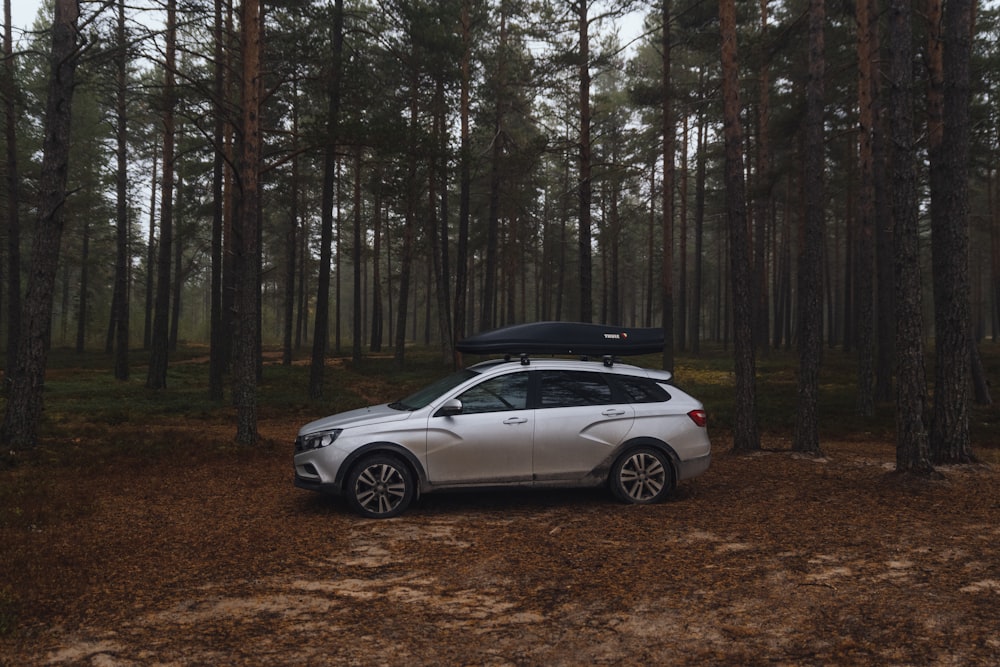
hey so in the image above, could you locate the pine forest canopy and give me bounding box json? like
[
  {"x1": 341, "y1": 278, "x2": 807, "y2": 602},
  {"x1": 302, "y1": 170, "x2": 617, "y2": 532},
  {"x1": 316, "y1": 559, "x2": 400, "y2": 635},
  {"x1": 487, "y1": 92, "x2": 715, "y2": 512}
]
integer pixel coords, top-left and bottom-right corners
[{"x1": 1, "y1": 0, "x2": 997, "y2": 458}]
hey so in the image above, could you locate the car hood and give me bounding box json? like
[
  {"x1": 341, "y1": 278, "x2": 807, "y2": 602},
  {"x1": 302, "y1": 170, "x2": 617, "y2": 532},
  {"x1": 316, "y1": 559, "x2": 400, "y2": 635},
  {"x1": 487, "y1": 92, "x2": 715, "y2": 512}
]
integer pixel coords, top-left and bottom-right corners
[{"x1": 298, "y1": 403, "x2": 413, "y2": 436}]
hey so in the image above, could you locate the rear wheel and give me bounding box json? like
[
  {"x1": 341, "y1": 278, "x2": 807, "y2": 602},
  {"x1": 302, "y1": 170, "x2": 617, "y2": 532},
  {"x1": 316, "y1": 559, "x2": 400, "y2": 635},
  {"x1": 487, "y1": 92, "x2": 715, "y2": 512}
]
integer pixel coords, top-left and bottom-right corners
[
  {"x1": 610, "y1": 447, "x2": 675, "y2": 504},
  {"x1": 345, "y1": 455, "x2": 415, "y2": 518}
]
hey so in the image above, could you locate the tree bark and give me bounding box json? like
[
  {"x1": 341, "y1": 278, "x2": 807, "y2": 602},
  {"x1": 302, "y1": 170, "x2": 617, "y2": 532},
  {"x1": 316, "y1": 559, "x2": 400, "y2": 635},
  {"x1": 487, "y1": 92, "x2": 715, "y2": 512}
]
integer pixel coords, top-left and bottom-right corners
[
  {"x1": 854, "y1": 0, "x2": 875, "y2": 416},
  {"x1": 233, "y1": 0, "x2": 263, "y2": 447},
  {"x1": 453, "y1": 0, "x2": 472, "y2": 364},
  {"x1": 3, "y1": 0, "x2": 22, "y2": 384},
  {"x1": 719, "y1": 0, "x2": 760, "y2": 454},
  {"x1": 929, "y1": 0, "x2": 975, "y2": 463},
  {"x1": 209, "y1": 0, "x2": 228, "y2": 398},
  {"x1": 110, "y1": 0, "x2": 130, "y2": 380},
  {"x1": 308, "y1": 0, "x2": 343, "y2": 399},
  {"x1": 146, "y1": 0, "x2": 176, "y2": 390},
  {"x1": 661, "y1": 0, "x2": 675, "y2": 371},
  {"x1": 887, "y1": 0, "x2": 933, "y2": 474},
  {"x1": 0, "y1": 0, "x2": 81, "y2": 448},
  {"x1": 577, "y1": 0, "x2": 593, "y2": 324},
  {"x1": 794, "y1": 0, "x2": 825, "y2": 455}
]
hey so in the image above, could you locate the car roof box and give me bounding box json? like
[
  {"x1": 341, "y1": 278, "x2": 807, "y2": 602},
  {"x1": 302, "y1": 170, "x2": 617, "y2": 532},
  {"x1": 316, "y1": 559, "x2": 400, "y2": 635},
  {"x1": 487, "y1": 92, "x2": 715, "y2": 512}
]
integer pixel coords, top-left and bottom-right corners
[{"x1": 456, "y1": 322, "x2": 664, "y2": 357}]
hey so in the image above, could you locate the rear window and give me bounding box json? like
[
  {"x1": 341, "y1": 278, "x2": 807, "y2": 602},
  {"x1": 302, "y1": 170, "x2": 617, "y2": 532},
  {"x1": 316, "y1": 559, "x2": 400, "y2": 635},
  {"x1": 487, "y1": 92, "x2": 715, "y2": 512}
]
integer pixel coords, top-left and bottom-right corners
[
  {"x1": 538, "y1": 371, "x2": 614, "y2": 408},
  {"x1": 611, "y1": 375, "x2": 671, "y2": 403}
]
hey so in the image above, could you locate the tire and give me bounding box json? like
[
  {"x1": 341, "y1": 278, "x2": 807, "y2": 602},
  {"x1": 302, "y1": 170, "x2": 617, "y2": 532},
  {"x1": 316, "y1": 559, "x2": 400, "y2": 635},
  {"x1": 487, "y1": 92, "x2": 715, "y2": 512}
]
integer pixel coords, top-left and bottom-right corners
[
  {"x1": 610, "y1": 447, "x2": 675, "y2": 504},
  {"x1": 345, "y1": 454, "x2": 415, "y2": 518}
]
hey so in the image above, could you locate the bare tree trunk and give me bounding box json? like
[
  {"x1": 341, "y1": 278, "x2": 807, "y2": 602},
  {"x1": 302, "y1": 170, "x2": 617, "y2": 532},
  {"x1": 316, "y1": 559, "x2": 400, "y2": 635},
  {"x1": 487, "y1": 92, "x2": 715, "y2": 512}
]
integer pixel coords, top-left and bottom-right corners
[
  {"x1": 887, "y1": 0, "x2": 933, "y2": 474},
  {"x1": 0, "y1": 0, "x2": 80, "y2": 448},
  {"x1": 794, "y1": 0, "x2": 826, "y2": 455},
  {"x1": 872, "y1": 9, "x2": 894, "y2": 403},
  {"x1": 352, "y1": 147, "x2": 364, "y2": 364},
  {"x1": 854, "y1": 0, "x2": 875, "y2": 416},
  {"x1": 232, "y1": 0, "x2": 263, "y2": 447},
  {"x1": 690, "y1": 90, "x2": 706, "y2": 354},
  {"x1": 146, "y1": 0, "x2": 176, "y2": 390},
  {"x1": 111, "y1": 0, "x2": 130, "y2": 380},
  {"x1": 282, "y1": 78, "x2": 299, "y2": 366},
  {"x1": 3, "y1": 0, "x2": 22, "y2": 384},
  {"x1": 719, "y1": 0, "x2": 760, "y2": 454},
  {"x1": 143, "y1": 152, "x2": 157, "y2": 351},
  {"x1": 370, "y1": 169, "x2": 384, "y2": 353},
  {"x1": 209, "y1": 0, "x2": 231, "y2": 399},
  {"x1": 453, "y1": 0, "x2": 472, "y2": 364},
  {"x1": 754, "y1": 0, "x2": 773, "y2": 355},
  {"x1": 308, "y1": 0, "x2": 343, "y2": 399},
  {"x1": 929, "y1": 0, "x2": 975, "y2": 463},
  {"x1": 75, "y1": 220, "x2": 90, "y2": 352},
  {"x1": 394, "y1": 64, "x2": 419, "y2": 370},
  {"x1": 661, "y1": 0, "x2": 675, "y2": 371},
  {"x1": 577, "y1": 0, "x2": 593, "y2": 324}
]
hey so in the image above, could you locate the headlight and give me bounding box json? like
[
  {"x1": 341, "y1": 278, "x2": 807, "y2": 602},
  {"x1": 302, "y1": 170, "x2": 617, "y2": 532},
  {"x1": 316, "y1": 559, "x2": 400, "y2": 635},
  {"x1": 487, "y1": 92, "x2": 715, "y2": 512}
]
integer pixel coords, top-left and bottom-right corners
[{"x1": 297, "y1": 429, "x2": 343, "y2": 452}]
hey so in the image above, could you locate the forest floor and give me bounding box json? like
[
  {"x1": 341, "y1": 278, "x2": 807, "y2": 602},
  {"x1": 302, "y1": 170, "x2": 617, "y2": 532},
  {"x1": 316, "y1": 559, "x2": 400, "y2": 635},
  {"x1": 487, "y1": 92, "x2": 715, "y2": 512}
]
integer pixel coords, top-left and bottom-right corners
[{"x1": 1, "y1": 417, "x2": 999, "y2": 666}]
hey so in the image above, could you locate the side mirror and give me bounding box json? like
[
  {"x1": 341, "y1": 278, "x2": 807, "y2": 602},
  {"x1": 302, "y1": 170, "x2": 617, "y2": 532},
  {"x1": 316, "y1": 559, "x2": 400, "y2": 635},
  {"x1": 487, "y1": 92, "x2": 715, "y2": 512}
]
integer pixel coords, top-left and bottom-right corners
[{"x1": 435, "y1": 399, "x2": 463, "y2": 417}]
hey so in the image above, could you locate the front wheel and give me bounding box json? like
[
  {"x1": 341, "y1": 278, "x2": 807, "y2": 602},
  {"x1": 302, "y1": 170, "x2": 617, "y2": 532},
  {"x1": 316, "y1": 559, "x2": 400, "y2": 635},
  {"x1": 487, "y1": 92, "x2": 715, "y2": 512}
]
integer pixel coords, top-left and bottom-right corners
[
  {"x1": 345, "y1": 455, "x2": 415, "y2": 518},
  {"x1": 610, "y1": 447, "x2": 675, "y2": 504}
]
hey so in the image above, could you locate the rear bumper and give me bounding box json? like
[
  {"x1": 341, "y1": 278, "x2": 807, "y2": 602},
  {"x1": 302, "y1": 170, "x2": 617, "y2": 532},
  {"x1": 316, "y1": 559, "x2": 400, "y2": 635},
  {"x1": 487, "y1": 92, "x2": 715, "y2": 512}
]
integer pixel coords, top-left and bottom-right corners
[{"x1": 676, "y1": 452, "x2": 711, "y2": 481}]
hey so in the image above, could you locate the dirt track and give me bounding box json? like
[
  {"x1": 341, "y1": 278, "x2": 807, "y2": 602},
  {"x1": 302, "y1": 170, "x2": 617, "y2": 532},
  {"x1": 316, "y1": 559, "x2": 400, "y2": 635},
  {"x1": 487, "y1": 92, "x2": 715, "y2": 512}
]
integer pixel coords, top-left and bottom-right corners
[{"x1": 2, "y1": 429, "x2": 998, "y2": 665}]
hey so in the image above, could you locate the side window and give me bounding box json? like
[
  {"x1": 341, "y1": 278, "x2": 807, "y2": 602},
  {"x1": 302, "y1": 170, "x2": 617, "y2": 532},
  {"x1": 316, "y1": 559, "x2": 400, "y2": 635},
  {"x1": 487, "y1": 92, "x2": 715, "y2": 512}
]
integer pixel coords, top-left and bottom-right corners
[
  {"x1": 613, "y1": 375, "x2": 671, "y2": 403},
  {"x1": 538, "y1": 371, "x2": 614, "y2": 408},
  {"x1": 456, "y1": 372, "x2": 529, "y2": 415}
]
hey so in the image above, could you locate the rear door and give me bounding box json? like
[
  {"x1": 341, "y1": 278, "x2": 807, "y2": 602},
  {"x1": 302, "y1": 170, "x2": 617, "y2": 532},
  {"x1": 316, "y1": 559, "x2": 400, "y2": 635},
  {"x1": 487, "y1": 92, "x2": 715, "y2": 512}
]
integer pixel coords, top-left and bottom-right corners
[{"x1": 530, "y1": 370, "x2": 634, "y2": 480}]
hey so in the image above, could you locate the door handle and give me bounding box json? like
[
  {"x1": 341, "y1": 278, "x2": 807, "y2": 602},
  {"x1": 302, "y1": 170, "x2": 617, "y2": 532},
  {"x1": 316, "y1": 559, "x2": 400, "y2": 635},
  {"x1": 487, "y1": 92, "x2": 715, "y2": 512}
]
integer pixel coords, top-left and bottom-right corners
[
  {"x1": 503, "y1": 416, "x2": 528, "y2": 425},
  {"x1": 602, "y1": 409, "x2": 626, "y2": 417}
]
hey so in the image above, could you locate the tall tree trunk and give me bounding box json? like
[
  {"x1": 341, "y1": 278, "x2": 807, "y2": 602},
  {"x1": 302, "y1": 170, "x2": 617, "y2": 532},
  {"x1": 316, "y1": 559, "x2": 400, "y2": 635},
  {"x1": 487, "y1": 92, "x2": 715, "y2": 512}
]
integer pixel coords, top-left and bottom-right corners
[
  {"x1": 3, "y1": 0, "x2": 22, "y2": 384},
  {"x1": 146, "y1": 0, "x2": 176, "y2": 390},
  {"x1": 352, "y1": 149, "x2": 363, "y2": 363},
  {"x1": 678, "y1": 114, "x2": 688, "y2": 350},
  {"x1": 481, "y1": 3, "x2": 508, "y2": 332},
  {"x1": 887, "y1": 0, "x2": 933, "y2": 474},
  {"x1": 169, "y1": 178, "x2": 184, "y2": 351},
  {"x1": 143, "y1": 152, "x2": 157, "y2": 351},
  {"x1": 75, "y1": 220, "x2": 90, "y2": 352},
  {"x1": 453, "y1": 0, "x2": 472, "y2": 364},
  {"x1": 690, "y1": 89, "x2": 706, "y2": 354},
  {"x1": 233, "y1": 0, "x2": 263, "y2": 447},
  {"x1": 719, "y1": 0, "x2": 760, "y2": 454},
  {"x1": 394, "y1": 63, "x2": 420, "y2": 370},
  {"x1": 929, "y1": 0, "x2": 975, "y2": 463},
  {"x1": 854, "y1": 0, "x2": 875, "y2": 415},
  {"x1": 0, "y1": 0, "x2": 80, "y2": 448},
  {"x1": 661, "y1": 0, "x2": 675, "y2": 370},
  {"x1": 111, "y1": 0, "x2": 130, "y2": 380},
  {"x1": 794, "y1": 0, "x2": 825, "y2": 455},
  {"x1": 754, "y1": 0, "x2": 773, "y2": 355},
  {"x1": 209, "y1": 0, "x2": 228, "y2": 398},
  {"x1": 577, "y1": 0, "x2": 593, "y2": 323},
  {"x1": 282, "y1": 79, "x2": 299, "y2": 366},
  {"x1": 370, "y1": 169, "x2": 384, "y2": 352},
  {"x1": 431, "y1": 75, "x2": 452, "y2": 362},
  {"x1": 308, "y1": 0, "x2": 343, "y2": 399},
  {"x1": 872, "y1": 7, "x2": 894, "y2": 404}
]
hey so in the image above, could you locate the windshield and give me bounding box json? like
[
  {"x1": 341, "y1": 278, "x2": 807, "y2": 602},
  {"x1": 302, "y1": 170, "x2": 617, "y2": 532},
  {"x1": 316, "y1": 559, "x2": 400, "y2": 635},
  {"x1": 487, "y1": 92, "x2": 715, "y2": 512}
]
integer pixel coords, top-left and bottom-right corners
[{"x1": 390, "y1": 369, "x2": 480, "y2": 411}]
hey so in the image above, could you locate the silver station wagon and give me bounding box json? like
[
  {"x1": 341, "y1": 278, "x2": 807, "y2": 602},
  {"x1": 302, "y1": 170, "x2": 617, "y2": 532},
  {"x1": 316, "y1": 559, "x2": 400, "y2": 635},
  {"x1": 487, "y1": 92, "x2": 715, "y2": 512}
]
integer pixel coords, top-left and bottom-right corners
[{"x1": 293, "y1": 323, "x2": 711, "y2": 518}]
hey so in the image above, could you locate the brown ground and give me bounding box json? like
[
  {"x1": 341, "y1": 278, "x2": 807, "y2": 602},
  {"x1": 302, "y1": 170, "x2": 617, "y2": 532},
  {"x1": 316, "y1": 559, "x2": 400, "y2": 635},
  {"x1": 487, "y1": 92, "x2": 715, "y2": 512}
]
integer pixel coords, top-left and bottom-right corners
[{"x1": 1, "y1": 420, "x2": 998, "y2": 666}]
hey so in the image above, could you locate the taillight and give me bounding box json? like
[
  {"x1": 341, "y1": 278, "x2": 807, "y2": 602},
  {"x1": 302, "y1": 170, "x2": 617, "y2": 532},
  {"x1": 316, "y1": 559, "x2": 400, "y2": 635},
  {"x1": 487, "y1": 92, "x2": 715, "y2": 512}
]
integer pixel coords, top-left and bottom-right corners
[{"x1": 687, "y1": 409, "x2": 707, "y2": 427}]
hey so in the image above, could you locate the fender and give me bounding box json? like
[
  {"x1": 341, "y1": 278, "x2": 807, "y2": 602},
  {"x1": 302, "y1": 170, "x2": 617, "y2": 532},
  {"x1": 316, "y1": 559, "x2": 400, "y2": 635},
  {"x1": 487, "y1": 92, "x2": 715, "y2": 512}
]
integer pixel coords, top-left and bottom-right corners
[
  {"x1": 608, "y1": 436, "x2": 681, "y2": 484},
  {"x1": 334, "y1": 441, "x2": 428, "y2": 493}
]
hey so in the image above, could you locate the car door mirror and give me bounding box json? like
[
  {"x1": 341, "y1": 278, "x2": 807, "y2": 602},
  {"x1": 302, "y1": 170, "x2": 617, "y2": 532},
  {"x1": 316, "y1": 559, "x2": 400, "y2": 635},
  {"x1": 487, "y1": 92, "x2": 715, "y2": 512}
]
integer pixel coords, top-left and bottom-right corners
[{"x1": 435, "y1": 399, "x2": 463, "y2": 417}]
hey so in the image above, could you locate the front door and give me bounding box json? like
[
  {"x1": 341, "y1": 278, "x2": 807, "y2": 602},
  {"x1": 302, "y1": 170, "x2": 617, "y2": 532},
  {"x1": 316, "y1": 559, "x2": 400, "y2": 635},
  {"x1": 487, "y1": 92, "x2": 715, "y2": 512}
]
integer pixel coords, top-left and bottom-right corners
[{"x1": 424, "y1": 371, "x2": 533, "y2": 485}]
